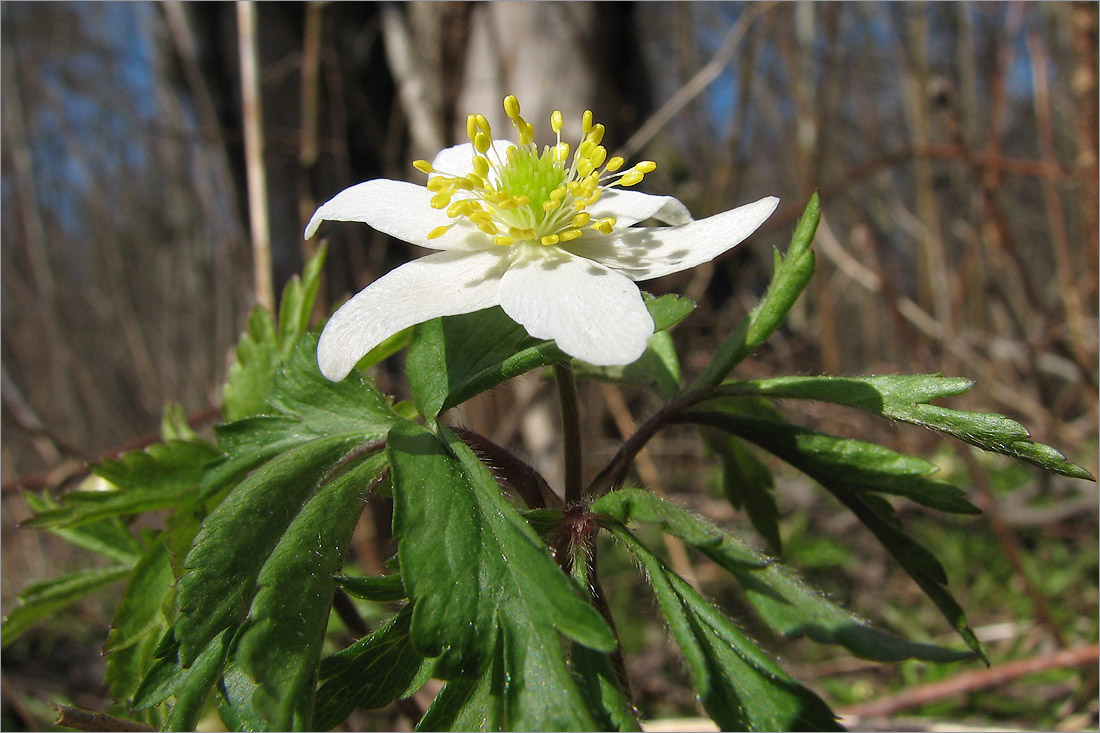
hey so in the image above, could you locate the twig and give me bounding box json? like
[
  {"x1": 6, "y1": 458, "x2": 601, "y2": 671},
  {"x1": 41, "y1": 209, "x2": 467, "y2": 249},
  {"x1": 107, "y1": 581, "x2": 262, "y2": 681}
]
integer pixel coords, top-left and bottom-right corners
[
  {"x1": 599, "y1": 384, "x2": 700, "y2": 590},
  {"x1": 53, "y1": 704, "x2": 155, "y2": 733},
  {"x1": 2, "y1": 406, "x2": 221, "y2": 495},
  {"x1": 237, "y1": 0, "x2": 275, "y2": 313},
  {"x1": 840, "y1": 643, "x2": 1099, "y2": 719},
  {"x1": 555, "y1": 364, "x2": 584, "y2": 505},
  {"x1": 616, "y1": 2, "x2": 772, "y2": 161}
]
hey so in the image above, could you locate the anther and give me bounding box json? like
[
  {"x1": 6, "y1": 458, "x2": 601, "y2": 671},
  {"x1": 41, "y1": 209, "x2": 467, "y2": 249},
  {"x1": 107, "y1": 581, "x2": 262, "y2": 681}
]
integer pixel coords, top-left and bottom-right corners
[
  {"x1": 413, "y1": 160, "x2": 434, "y2": 174},
  {"x1": 551, "y1": 110, "x2": 563, "y2": 135},
  {"x1": 540, "y1": 234, "x2": 560, "y2": 246},
  {"x1": 494, "y1": 236, "x2": 514, "y2": 247}
]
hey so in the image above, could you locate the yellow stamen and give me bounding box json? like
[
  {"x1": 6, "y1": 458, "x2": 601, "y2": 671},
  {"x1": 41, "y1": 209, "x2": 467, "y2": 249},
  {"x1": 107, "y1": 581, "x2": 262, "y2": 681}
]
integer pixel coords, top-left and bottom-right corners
[{"x1": 414, "y1": 96, "x2": 654, "y2": 247}]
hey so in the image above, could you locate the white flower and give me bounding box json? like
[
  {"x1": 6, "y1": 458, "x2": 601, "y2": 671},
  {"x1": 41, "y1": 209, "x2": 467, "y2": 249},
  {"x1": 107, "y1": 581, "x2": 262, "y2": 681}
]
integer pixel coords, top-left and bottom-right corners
[{"x1": 306, "y1": 95, "x2": 778, "y2": 382}]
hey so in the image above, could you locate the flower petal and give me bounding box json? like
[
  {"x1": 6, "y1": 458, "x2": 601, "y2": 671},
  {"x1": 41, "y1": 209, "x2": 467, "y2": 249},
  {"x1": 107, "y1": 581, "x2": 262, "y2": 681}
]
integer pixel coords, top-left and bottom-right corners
[
  {"x1": 590, "y1": 189, "x2": 693, "y2": 227},
  {"x1": 497, "y1": 251, "x2": 654, "y2": 366},
  {"x1": 317, "y1": 249, "x2": 507, "y2": 380},
  {"x1": 430, "y1": 140, "x2": 515, "y2": 178},
  {"x1": 568, "y1": 196, "x2": 779, "y2": 282},
  {"x1": 304, "y1": 179, "x2": 492, "y2": 252}
]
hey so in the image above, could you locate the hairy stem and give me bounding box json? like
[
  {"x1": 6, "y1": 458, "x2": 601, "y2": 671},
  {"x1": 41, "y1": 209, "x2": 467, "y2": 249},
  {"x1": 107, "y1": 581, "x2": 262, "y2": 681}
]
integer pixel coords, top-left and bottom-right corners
[{"x1": 555, "y1": 363, "x2": 583, "y2": 504}]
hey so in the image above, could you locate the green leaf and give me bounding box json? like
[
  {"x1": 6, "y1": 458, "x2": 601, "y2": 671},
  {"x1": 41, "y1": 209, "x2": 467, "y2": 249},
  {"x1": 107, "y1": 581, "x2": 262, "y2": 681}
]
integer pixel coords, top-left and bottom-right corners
[
  {"x1": 314, "y1": 605, "x2": 435, "y2": 730},
  {"x1": 575, "y1": 329, "x2": 682, "y2": 399},
  {"x1": 571, "y1": 644, "x2": 641, "y2": 732},
  {"x1": 104, "y1": 537, "x2": 175, "y2": 655},
  {"x1": 644, "y1": 291, "x2": 697, "y2": 332},
  {"x1": 278, "y1": 242, "x2": 327, "y2": 359},
  {"x1": 834, "y1": 491, "x2": 988, "y2": 663},
  {"x1": 21, "y1": 492, "x2": 143, "y2": 563},
  {"x1": 684, "y1": 412, "x2": 981, "y2": 515},
  {"x1": 266, "y1": 335, "x2": 400, "y2": 436},
  {"x1": 594, "y1": 488, "x2": 974, "y2": 664},
  {"x1": 407, "y1": 306, "x2": 567, "y2": 418},
  {"x1": 692, "y1": 192, "x2": 819, "y2": 389},
  {"x1": 729, "y1": 374, "x2": 1095, "y2": 480},
  {"x1": 681, "y1": 412, "x2": 988, "y2": 660},
  {"x1": 223, "y1": 244, "x2": 329, "y2": 421},
  {"x1": 165, "y1": 628, "x2": 234, "y2": 732},
  {"x1": 235, "y1": 451, "x2": 389, "y2": 731},
  {"x1": 161, "y1": 402, "x2": 199, "y2": 442},
  {"x1": 702, "y1": 429, "x2": 782, "y2": 551},
  {"x1": 1, "y1": 564, "x2": 132, "y2": 646},
  {"x1": 105, "y1": 631, "x2": 161, "y2": 722},
  {"x1": 416, "y1": 638, "x2": 505, "y2": 732},
  {"x1": 334, "y1": 573, "x2": 407, "y2": 602},
  {"x1": 608, "y1": 522, "x2": 842, "y2": 731},
  {"x1": 175, "y1": 434, "x2": 370, "y2": 666},
  {"x1": 223, "y1": 306, "x2": 280, "y2": 421},
  {"x1": 22, "y1": 441, "x2": 220, "y2": 530},
  {"x1": 389, "y1": 422, "x2": 615, "y2": 729}
]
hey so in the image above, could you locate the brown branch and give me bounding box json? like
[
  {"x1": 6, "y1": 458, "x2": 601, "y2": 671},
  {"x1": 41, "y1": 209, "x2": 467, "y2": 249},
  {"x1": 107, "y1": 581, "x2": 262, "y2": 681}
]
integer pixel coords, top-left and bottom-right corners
[
  {"x1": 53, "y1": 704, "x2": 155, "y2": 733},
  {"x1": 840, "y1": 643, "x2": 1099, "y2": 720},
  {"x1": 1, "y1": 406, "x2": 221, "y2": 495}
]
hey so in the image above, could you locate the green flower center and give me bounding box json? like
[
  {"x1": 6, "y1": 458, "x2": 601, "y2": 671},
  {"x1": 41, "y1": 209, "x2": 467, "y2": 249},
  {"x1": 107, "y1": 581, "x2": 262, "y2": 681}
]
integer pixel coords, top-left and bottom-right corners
[{"x1": 414, "y1": 95, "x2": 656, "y2": 247}]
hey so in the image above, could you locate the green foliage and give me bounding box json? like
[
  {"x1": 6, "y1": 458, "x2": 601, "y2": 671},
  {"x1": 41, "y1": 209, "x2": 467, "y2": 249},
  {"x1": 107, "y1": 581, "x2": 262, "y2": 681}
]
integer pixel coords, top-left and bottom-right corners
[
  {"x1": 594, "y1": 488, "x2": 974, "y2": 664},
  {"x1": 11, "y1": 202, "x2": 1092, "y2": 732},
  {"x1": 608, "y1": 523, "x2": 843, "y2": 731},
  {"x1": 389, "y1": 421, "x2": 616, "y2": 729},
  {"x1": 1, "y1": 564, "x2": 133, "y2": 646},
  {"x1": 692, "y1": 192, "x2": 819, "y2": 390},
  {"x1": 725, "y1": 374, "x2": 1094, "y2": 479}
]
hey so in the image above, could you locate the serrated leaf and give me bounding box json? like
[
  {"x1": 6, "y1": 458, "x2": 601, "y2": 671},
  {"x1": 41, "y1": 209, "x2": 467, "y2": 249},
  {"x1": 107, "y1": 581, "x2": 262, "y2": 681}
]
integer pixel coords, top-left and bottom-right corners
[
  {"x1": 702, "y1": 429, "x2": 782, "y2": 551},
  {"x1": 334, "y1": 573, "x2": 407, "y2": 602},
  {"x1": 572, "y1": 644, "x2": 641, "y2": 732},
  {"x1": 693, "y1": 193, "x2": 819, "y2": 389},
  {"x1": 175, "y1": 434, "x2": 369, "y2": 666},
  {"x1": 235, "y1": 450, "x2": 388, "y2": 731},
  {"x1": 223, "y1": 246, "x2": 329, "y2": 421},
  {"x1": 22, "y1": 492, "x2": 143, "y2": 563},
  {"x1": 685, "y1": 412, "x2": 981, "y2": 515},
  {"x1": 278, "y1": 243, "x2": 327, "y2": 358},
  {"x1": 105, "y1": 631, "x2": 160, "y2": 722},
  {"x1": 314, "y1": 605, "x2": 434, "y2": 730},
  {"x1": 164, "y1": 628, "x2": 233, "y2": 732},
  {"x1": 608, "y1": 522, "x2": 842, "y2": 731},
  {"x1": 728, "y1": 374, "x2": 1094, "y2": 480},
  {"x1": 266, "y1": 335, "x2": 400, "y2": 435},
  {"x1": 22, "y1": 441, "x2": 220, "y2": 530},
  {"x1": 416, "y1": 638, "x2": 505, "y2": 732},
  {"x1": 217, "y1": 662, "x2": 268, "y2": 732},
  {"x1": 389, "y1": 422, "x2": 614, "y2": 729},
  {"x1": 407, "y1": 306, "x2": 567, "y2": 418},
  {"x1": 104, "y1": 537, "x2": 175, "y2": 654},
  {"x1": 594, "y1": 489, "x2": 974, "y2": 664},
  {"x1": 835, "y1": 490, "x2": 987, "y2": 663},
  {"x1": 1, "y1": 564, "x2": 132, "y2": 646},
  {"x1": 223, "y1": 306, "x2": 280, "y2": 421}
]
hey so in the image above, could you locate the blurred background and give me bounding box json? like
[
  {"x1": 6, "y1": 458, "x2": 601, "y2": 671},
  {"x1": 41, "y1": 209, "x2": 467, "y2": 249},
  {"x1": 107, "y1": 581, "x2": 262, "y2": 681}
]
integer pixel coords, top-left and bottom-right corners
[{"x1": 2, "y1": 2, "x2": 1097, "y2": 730}]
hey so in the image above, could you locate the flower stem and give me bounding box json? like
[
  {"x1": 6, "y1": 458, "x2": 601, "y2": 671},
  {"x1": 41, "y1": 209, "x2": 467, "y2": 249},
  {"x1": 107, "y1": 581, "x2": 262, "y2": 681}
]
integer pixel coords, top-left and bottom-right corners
[{"x1": 555, "y1": 363, "x2": 583, "y2": 504}]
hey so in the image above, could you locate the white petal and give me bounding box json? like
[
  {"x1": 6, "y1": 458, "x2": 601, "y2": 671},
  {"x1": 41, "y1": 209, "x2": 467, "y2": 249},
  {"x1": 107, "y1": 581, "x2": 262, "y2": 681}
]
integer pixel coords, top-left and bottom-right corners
[
  {"x1": 430, "y1": 140, "x2": 514, "y2": 178},
  {"x1": 590, "y1": 189, "x2": 693, "y2": 227},
  {"x1": 304, "y1": 179, "x2": 492, "y2": 252},
  {"x1": 318, "y1": 249, "x2": 507, "y2": 380},
  {"x1": 569, "y1": 196, "x2": 779, "y2": 282},
  {"x1": 497, "y1": 251, "x2": 653, "y2": 366}
]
